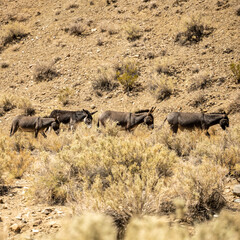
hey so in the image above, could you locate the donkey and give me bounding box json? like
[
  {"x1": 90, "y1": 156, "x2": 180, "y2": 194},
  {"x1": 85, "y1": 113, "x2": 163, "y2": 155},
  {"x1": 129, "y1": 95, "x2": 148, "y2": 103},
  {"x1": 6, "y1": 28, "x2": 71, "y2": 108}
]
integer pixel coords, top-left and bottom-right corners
[
  {"x1": 97, "y1": 107, "x2": 156, "y2": 131},
  {"x1": 47, "y1": 109, "x2": 97, "y2": 131},
  {"x1": 10, "y1": 115, "x2": 60, "y2": 138},
  {"x1": 161, "y1": 112, "x2": 229, "y2": 136}
]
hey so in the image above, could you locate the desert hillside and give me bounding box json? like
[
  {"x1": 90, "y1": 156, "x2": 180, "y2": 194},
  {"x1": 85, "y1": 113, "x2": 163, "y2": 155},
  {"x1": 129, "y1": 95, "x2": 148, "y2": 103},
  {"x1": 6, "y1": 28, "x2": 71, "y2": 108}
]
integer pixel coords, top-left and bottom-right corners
[{"x1": 0, "y1": 0, "x2": 240, "y2": 239}]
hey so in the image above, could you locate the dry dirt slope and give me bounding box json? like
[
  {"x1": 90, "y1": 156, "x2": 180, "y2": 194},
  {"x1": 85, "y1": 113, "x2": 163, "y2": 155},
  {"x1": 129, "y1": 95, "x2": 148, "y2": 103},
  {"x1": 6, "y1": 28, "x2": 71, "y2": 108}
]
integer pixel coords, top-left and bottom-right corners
[
  {"x1": 0, "y1": 0, "x2": 239, "y2": 130},
  {"x1": 0, "y1": 0, "x2": 240, "y2": 239}
]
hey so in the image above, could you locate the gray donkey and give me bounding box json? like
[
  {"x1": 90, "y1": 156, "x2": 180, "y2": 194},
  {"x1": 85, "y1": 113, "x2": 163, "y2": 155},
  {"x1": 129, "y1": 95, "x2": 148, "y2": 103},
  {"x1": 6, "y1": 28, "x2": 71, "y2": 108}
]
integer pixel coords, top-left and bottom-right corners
[
  {"x1": 97, "y1": 107, "x2": 156, "y2": 131},
  {"x1": 161, "y1": 112, "x2": 229, "y2": 136},
  {"x1": 10, "y1": 115, "x2": 60, "y2": 138}
]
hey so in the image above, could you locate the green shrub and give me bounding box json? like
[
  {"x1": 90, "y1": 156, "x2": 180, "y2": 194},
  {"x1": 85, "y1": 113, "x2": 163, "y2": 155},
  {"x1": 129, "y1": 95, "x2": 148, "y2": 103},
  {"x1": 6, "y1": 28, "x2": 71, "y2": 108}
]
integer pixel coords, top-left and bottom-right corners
[
  {"x1": 58, "y1": 87, "x2": 73, "y2": 106},
  {"x1": 116, "y1": 61, "x2": 139, "y2": 92},
  {"x1": 230, "y1": 61, "x2": 240, "y2": 83}
]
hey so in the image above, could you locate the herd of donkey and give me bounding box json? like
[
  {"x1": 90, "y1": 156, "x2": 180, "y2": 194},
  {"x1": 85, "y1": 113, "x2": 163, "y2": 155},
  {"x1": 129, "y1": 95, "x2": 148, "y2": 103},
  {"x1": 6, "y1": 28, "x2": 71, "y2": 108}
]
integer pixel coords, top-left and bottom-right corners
[{"x1": 9, "y1": 107, "x2": 230, "y2": 138}]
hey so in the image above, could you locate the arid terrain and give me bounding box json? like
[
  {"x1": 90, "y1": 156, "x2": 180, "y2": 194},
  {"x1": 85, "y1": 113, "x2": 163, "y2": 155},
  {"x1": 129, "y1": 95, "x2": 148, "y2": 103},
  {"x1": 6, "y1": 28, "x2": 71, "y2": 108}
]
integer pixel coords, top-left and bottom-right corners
[{"x1": 0, "y1": 0, "x2": 240, "y2": 239}]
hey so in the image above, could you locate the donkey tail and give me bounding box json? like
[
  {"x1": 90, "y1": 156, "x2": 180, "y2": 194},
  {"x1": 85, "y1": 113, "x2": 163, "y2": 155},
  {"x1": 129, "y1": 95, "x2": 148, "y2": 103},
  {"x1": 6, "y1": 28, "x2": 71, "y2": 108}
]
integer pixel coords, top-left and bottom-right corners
[{"x1": 159, "y1": 117, "x2": 167, "y2": 129}]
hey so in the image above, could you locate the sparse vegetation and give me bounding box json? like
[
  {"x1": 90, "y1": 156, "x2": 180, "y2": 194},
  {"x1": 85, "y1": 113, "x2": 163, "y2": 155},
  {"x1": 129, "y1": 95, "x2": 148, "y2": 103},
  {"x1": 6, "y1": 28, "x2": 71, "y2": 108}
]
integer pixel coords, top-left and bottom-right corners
[
  {"x1": 92, "y1": 68, "x2": 119, "y2": 92},
  {"x1": 155, "y1": 57, "x2": 176, "y2": 76},
  {"x1": 125, "y1": 23, "x2": 142, "y2": 41},
  {"x1": 175, "y1": 15, "x2": 213, "y2": 45},
  {"x1": 149, "y1": 75, "x2": 173, "y2": 102},
  {"x1": 188, "y1": 72, "x2": 212, "y2": 92},
  {"x1": 33, "y1": 62, "x2": 59, "y2": 82},
  {"x1": 230, "y1": 61, "x2": 240, "y2": 83},
  {"x1": 0, "y1": 22, "x2": 28, "y2": 47},
  {"x1": 67, "y1": 23, "x2": 87, "y2": 36},
  {"x1": 190, "y1": 92, "x2": 206, "y2": 108},
  {"x1": 115, "y1": 61, "x2": 140, "y2": 92},
  {"x1": 58, "y1": 87, "x2": 73, "y2": 106}
]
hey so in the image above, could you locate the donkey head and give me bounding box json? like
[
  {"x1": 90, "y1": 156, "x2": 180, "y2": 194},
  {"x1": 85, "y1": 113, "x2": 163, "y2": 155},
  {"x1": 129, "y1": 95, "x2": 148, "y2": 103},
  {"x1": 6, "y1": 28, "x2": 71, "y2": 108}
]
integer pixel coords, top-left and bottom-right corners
[
  {"x1": 82, "y1": 109, "x2": 98, "y2": 128},
  {"x1": 219, "y1": 114, "x2": 229, "y2": 130},
  {"x1": 144, "y1": 107, "x2": 156, "y2": 129}
]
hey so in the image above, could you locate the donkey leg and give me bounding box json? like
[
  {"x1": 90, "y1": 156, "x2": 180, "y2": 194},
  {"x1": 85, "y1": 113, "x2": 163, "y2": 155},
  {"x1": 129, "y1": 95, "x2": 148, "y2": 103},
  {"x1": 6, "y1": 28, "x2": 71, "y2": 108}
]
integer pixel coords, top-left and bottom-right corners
[
  {"x1": 10, "y1": 122, "x2": 18, "y2": 137},
  {"x1": 35, "y1": 130, "x2": 39, "y2": 138},
  {"x1": 41, "y1": 131, "x2": 47, "y2": 138},
  {"x1": 171, "y1": 124, "x2": 178, "y2": 134}
]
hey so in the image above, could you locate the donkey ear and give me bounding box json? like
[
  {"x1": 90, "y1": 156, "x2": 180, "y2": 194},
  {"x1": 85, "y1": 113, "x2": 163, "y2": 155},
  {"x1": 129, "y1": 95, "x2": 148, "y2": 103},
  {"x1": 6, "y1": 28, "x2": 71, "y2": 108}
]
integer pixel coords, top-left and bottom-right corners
[
  {"x1": 91, "y1": 111, "x2": 98, "y2": 115},
  {"x1": 149, "y1": 106, "x2": 156, "y2": 113}
]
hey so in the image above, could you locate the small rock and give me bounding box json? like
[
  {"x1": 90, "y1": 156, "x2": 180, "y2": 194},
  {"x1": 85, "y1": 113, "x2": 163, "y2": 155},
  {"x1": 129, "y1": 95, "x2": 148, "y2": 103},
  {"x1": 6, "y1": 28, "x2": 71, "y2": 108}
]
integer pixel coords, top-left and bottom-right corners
[
  {"x1": 0, "y1": 199, "x2": 3, "y2": 204},
  {"x1": 32, "y1": 229, "x2": 39, "y2": 233},
  {"x1": 10, "y1": 223, "x2": 22, "y2": 233},
  {"x1": 42, "y1": 208, "x2": 54, "y2": 215},
  {"x1": 234, "y1": 198, "x2": 240, "y2": 203},
  {"x1": 84, "y1": 96, "x2": 92, "y2": 101},
  {"x1": 33, "y1": 219, "x2": 42, "y2": 226},
  {"x1": 233, "y1": 185, "x2": 240, "y2": 196}
]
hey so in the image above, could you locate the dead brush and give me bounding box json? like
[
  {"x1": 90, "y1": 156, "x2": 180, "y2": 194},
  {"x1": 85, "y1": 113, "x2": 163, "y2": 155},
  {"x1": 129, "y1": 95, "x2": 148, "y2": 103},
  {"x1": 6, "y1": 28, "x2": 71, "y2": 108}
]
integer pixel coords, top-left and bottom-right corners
[
  {"x1": 168, "y1": 160, "x2": 227, "y2": 222},
  {"x1": 155, "y1": 57, "x2": 176, "y2": 76},
  {"x1": 188, "y1": 72, "x2": 212, "y2": 92},
  {"x1": 0, "y1": 22, "x2": 28, "y2": 46},
  {"x1": 175, "y1": 15, "x2": 213, "y2": 45},
  {"x1": 149, "y1": 75, "x2": 173, "y2": 102},
  {"x1": 125, "y1": 23, "x2": 142, "y2": 41},
  {"x1": 67, "y1": 22, "x2": 87, "y2": 36},
  {"x1": 92, "y1": 68, "x2": 119, "y2": 92},
  {"x1": 33, "y1": 61, "x2": 59, "y2": 82},
  {"x1": 230, "y1": 61, "x2": 240, "y2": 83}
]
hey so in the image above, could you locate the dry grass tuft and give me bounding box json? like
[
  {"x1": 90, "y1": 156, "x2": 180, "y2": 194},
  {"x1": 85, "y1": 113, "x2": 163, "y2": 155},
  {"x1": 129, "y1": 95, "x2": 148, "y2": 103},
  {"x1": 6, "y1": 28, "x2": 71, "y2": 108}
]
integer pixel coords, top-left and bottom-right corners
[
  {"x1": 92, "y1": 68, "x2": 119, "y2": 92},
  {"x1": 149, "y1": 75, "x2": 174, "y2": 102},
  {"x1": 175, "y1": 15, "x2": 213, "y2": 45},
  {"x1": 230, "y1": 61, "x2": 240, "y2": 84},
  {"x1": 0, "y1": 22, "x2": 28, "y2": 47},
  {"x1": 125, "y1": 23, "x2": 142, "y2": 41},
  {"x1": 58, "y1": 87, "x2": 73, "y2": 106},
  {"x1": 33, "y1": 62, "x2": 59, "y2": 82},
  {"x1": 188, "y1": 72, "x2": 212, "y2": 92}
]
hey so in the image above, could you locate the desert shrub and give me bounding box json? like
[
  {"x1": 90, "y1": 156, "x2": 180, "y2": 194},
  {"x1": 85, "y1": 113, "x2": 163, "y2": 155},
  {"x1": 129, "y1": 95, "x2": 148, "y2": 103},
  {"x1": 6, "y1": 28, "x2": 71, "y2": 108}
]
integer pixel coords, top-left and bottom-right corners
[
  {"x1": 1, "y1": 62, "x2": 9, "y2": 68},
  {"x1": 0, "y1": 94, "x2": 34, "y2": 115},
  {"x1": 150, "y1": 128, "x2": 200, "y2": 157},
  {"x1": 0, "y1": 22, "x2": 28, "y2": 46},
  {"x1": 167, "y1": 160, "x2": 227, "y2": 221},
  {"x1": 175, "y1": 15, "x2": 213, "y2": 45},
  {"x1": 66, "y1": 3, "x2": 79, "y2": 10},
  {"x1": 236, "y1": 5, "x2": 240, "y2": 16},
  {"x1": 125, "y1": 24, "x2": 142, "y2": 41},
  {"x1": 188, "y1": 72, "x2": 212, "y2": 92},
  {"x1": 227, "y1": 94, "x2": 240, "y2": 114},
  {"x1": 33, "y1": 62, "x2": 59, "y2": 82},
  {"x1": 155, "y1": 57, "x2": 176, "y2": 76},
  {"x1": 67, "y1": 23, "x2": 87, "y2": 36},
  {"x1": 149, "y1": 75, "x2": 173, "y2": 102},
  {"x1": 190, "y1": 92, "x2": 206, "y2": 108},
  {"x1": 191, "y1": 127, "x2": 240, "y2": 177},
  {"x1": 0, "y1": 95, "x2": 16, "y2": 112},
  {"x1": 92, "y1": 68, "x2": 119, "y2": 92},
  {"x1": 115, "y1": 61, "x2": 140, "y2": 92},
  {"x1": 193, "y1": 211, "x2": 240, "y2": 240},
  {"x1": 107, "y1": 24, "x2": 119, "y2": 35},
  {"x1": 45, "y1": 213, "x2": 117, "y2": 240},
  {"x1": 125, "y1": 216, "x2": 189, "y2": 240},
  {"x1": 58, "y1": 87, "x2": 73, "y2": 106},
  {"x1": 230, "y1": 61, "x2": 240, "y2": 83},
  {"x1": 1, "y1": 150, "x2": 34, "y2": 180}
]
